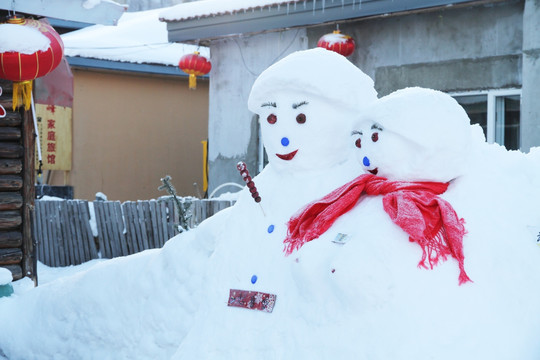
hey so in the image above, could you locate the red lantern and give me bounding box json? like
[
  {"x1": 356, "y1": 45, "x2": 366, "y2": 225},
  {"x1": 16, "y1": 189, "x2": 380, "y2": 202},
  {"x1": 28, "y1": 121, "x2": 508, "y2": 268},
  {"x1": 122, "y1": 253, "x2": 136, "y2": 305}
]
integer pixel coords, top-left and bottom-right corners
[
  {"x1": 178, "y1": 51, "x2": 211, "y2": 90},
  {"x1": 0, "y1": 17, "x2": 64, "y2": 110},
  {"x1": 317, "y1": 29, "x2": 355, "y2": 57}
]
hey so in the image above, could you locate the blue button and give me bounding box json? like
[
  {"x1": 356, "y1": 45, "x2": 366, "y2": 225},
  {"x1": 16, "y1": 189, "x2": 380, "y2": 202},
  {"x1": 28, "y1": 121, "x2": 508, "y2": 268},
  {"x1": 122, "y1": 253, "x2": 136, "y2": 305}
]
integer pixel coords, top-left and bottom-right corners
[
  {"x1": 281, "y1": 137, "x2": 290, "y2": 146},
  {"x1": 251, "y1": 275, "x2": 258, "y2": 284},
  {"x1": 267, "y1": 224, "x2": 275, "y2": 233}
]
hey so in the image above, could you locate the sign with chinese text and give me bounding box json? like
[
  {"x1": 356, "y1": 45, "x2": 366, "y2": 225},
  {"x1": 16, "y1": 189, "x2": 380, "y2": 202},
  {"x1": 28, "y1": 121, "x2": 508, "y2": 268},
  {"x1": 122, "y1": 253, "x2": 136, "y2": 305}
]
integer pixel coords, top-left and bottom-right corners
[
  {"x1": 227, "y1": 289, "x2": 276, "y2": 313},
  {"x1": 35, "y1": 104, "x2": 72, "y2": 170}
]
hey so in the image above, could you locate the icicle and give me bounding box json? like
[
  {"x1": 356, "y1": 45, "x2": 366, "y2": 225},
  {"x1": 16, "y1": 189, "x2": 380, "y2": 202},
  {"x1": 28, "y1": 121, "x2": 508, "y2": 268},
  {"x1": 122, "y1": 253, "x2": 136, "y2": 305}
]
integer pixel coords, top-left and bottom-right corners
[
  {"x1": 313, "y1": 0, "x2": 316, "y2": 15},
  {"x1": 322, "y1": 0, "x2": 325, "y2": 12},
  {"x1": 287, "y1": 2, "x2": 290, "y2": 14},
  {"x1": 341, "y1": 0, "x2": 344, "y2": 8},
  {"x1": 277, "y1": 4, "x2": 280, "y2": 11},
  {"x1": 304, "y1": 0, "x2": 306, "y2": 9}
]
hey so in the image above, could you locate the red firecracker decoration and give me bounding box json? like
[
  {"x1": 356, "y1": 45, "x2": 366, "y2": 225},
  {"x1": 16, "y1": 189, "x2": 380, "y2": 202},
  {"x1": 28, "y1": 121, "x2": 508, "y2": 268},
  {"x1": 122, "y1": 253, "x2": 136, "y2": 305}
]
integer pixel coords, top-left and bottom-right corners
[
  {"x1": 0, "y1": 17, "x2": 64, "y2": 110},
  {"x1": 178, "y1": 51, "x2": 211, "y2": 90},
  {"x1": 0, "y1": 86, "x2": 5, "y2": 118},
  {"x1": 237, "y1": 161, "x2": 261, "y2": 203},
  {"x1": 317, "y1": 29, "x2": 355, "y2": 57}
]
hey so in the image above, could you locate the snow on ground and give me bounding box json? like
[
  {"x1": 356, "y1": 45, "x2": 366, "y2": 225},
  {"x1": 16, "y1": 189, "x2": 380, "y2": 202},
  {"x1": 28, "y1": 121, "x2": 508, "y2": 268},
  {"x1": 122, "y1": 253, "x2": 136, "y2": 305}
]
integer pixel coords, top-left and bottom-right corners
[{"x1": 0, "y1": 48, "x2": 539, "y2": 359}]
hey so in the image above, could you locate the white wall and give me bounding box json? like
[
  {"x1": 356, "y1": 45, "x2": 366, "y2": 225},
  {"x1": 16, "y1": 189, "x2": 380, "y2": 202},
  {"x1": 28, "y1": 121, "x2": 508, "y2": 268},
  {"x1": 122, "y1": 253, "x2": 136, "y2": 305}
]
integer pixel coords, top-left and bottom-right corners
[{"x1": 207, "y1": 29, "x2": 308, "y2": 193}]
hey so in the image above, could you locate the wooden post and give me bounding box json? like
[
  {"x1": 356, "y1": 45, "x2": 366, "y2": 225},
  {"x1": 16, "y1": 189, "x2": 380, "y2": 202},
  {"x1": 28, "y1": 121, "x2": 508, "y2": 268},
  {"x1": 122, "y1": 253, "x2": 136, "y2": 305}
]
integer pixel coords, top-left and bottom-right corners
[{"x1": 22, "y1": 105, "x2": 36, "y2": 284}]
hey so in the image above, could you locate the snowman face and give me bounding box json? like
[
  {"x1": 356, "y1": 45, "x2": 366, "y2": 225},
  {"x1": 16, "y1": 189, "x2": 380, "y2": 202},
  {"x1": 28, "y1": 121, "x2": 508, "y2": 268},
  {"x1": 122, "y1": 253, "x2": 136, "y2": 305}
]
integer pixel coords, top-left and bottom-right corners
[
  {"x1": 351, "y1": 119, "x2": 423, "y2": 181},
  {"x1": 257, "y1": 92, "x2": 353, "y2": 172}
]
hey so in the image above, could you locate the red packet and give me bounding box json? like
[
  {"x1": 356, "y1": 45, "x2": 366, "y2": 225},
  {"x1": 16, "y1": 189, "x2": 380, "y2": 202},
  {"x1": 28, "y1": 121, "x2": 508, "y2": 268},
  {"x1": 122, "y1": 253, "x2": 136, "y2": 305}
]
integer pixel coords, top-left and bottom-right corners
[{"x1": 227, "y1": 289, "x2": 277, "y2": 313}]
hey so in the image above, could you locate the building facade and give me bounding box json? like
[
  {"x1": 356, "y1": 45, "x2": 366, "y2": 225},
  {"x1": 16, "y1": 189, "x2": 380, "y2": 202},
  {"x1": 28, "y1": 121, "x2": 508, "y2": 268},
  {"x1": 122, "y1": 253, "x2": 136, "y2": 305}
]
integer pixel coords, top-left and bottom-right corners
[{"x1": 162, "y1": 0, "x2": 540, "y2": 195}]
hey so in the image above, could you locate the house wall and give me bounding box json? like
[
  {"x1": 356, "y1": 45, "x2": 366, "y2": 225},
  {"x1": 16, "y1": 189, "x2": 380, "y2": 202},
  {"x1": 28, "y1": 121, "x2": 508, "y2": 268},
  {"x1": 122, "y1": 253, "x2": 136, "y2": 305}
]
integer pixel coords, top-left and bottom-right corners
[
  {"x1": 47, "y1": 69, "x2": 209, "y2": 201},
  {"x1": 207, "y1": 30, "x2": 308, "y2": 193},
  {"x1": 206, "y1": 0, "x2": 539, "y2": 194}
]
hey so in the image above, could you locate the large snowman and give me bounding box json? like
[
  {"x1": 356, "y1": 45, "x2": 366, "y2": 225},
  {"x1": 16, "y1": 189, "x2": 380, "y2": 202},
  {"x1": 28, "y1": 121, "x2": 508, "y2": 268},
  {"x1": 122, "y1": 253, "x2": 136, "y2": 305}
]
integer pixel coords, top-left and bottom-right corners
[
  {"x1": 285, "y1": 87, "x2": 540, "y2": 359},
  {"x1": 0, "y1": 48, "x2": 379, "y2": 360},
  {"x1": 172, "y1": 48, "x2": 379, "y2": 359}
]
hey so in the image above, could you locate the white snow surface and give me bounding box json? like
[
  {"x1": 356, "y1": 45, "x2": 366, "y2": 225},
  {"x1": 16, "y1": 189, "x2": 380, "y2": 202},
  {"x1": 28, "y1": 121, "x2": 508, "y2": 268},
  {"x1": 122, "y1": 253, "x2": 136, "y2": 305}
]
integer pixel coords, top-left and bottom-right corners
[
  {"x1": 160, "y1": 0, "x2": 303, "y2": 21},
  {"x1": 62, "y1": 7, "x2": 209, "y2": 66},
  {"x1": 0, "y1": 24, "x2": 50, "y2": 53},
  {"x1": 0, "y1": 268, "x2": 12, "y2": 286},
  {"x1": 1, "y1": 49, "x2": 539, "y2": 360}
]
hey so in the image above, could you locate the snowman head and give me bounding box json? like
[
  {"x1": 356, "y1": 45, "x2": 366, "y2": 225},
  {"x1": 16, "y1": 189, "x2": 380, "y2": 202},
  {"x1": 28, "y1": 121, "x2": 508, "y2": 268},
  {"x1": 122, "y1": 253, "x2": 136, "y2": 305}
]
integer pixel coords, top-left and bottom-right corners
[
  {"x1": 248, "y1": 48, "x2": 377, "y2": 173},
  {"x1": 352, "y1": 87, "x2": 472, "y2": 182}
]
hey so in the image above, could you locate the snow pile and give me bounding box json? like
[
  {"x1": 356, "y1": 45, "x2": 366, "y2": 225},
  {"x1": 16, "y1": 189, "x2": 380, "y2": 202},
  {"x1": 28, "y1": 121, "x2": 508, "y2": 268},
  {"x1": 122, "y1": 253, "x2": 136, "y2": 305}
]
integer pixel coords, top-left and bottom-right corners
[
  {"x1": 62, "y1": 7, "x2": 209, "y2": 66},
  {"x1": 0, "y1": 24, "x2": 50, "y2": 53},
  {"x1": 0, "y1": 48, "x2": 539, "y2": 360}
]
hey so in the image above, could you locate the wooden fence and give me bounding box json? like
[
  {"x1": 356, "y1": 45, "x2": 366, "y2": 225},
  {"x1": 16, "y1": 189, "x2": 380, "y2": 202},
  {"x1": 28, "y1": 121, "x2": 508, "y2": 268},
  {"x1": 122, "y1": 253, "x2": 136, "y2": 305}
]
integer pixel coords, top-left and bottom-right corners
[{"x1": 33, "y1": 197, "x2": 234, "y2": 267}]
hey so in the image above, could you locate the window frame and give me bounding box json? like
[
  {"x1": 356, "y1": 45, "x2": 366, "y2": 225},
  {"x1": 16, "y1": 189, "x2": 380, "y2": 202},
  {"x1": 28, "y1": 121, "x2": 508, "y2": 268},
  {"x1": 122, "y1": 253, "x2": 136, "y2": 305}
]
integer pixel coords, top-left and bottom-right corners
[{"x1": 450, "y1": 88, "x2": 521, "y2": 145}]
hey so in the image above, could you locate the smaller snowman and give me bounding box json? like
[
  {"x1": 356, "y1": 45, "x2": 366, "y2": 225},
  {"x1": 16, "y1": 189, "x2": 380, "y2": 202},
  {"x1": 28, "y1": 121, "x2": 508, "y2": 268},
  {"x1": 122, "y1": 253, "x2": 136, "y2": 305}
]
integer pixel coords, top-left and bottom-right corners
[{"x1": 286, "y1": 87, "x2": 473, "y2": 285}]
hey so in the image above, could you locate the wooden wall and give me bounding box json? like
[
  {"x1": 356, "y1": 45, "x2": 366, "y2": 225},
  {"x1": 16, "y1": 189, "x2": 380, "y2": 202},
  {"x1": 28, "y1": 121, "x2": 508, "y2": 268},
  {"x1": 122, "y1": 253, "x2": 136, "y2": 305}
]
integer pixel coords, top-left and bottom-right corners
[{"x1": 0, "y1": 79, "x2": 36, "y2": 282}]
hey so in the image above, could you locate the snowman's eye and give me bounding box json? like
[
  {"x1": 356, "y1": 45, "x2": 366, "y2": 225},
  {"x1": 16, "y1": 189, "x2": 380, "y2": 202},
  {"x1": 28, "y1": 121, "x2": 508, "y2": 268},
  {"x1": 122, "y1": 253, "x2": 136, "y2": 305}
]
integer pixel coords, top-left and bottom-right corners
[
  {"x1": 371, "y1": 132, "x2": 379, "y2": 142},
  {"x1": 355, "y1": 138, "x2": 362, "y2": 148},
  {"x1": 296, "y1": 113, "x2": 306, "y2": 124},
  {"x1": 267, "y1": 114, "x2": 277, "y2": 124}
]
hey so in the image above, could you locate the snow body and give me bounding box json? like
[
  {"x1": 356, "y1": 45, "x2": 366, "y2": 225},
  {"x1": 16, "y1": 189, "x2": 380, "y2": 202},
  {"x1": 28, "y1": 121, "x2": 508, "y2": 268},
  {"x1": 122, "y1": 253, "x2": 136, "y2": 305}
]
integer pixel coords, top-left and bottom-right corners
[
  {"x1": 292, "y1": 88, "x2": 540, "y2": 359},
  {"x1": 0, "y1": 48, "x2": 378, "y2": 359},
  {"x1": 172, "y1": 48, "x2": 379, "y2": 359}
]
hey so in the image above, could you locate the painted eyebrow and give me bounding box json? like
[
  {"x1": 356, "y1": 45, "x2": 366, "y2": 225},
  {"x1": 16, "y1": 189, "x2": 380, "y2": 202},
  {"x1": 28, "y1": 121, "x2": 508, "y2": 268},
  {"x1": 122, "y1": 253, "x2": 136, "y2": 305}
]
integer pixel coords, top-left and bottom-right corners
[
  {"x1": 292, "y1": 101, "x2": 309, "y2": 109},
  {"x1": 351, "y1": 130, "x2": 363, "y2": 136},
  {"x1": 261, "y1": 102, "x2": 277, "y2": 108},
  {"x1": 371, "y1": 124, "x2": 383, "y2": 131}
]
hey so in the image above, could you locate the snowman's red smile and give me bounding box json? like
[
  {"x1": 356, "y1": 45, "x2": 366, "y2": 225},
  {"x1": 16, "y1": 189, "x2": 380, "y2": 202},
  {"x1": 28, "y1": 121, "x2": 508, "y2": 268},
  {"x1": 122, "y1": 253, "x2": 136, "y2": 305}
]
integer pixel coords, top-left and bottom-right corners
[
  {"x1": 276, "y1": 150, "x2": 298, "y2": 161},
  {"x1": 368, "y1": 168, "x2": 378, "y2": 175}
]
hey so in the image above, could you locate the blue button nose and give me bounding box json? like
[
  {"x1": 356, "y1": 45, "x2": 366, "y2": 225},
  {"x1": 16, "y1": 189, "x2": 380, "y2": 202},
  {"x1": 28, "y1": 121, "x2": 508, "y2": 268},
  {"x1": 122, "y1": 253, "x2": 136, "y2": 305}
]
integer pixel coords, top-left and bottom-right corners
[
  {"x1": 363, "y1": 156, "x2": 370, "y2": 167},
  {"x1": 281, "y1": 137, "x2": 289, "y2": 147}
]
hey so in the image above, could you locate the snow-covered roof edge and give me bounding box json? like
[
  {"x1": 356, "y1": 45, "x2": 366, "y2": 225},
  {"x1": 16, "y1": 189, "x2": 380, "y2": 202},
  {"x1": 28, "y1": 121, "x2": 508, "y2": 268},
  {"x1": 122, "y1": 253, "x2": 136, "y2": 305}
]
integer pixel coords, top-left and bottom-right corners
[
  {"x1": 160, "y1": 0, "x2": 303, "y2": 22},
  {"x1": 161, "y1": 0, "x2": 484, "y2": 43},
  {"x1": 0, "y1": 0, "x2": 126, "y2": 26}
]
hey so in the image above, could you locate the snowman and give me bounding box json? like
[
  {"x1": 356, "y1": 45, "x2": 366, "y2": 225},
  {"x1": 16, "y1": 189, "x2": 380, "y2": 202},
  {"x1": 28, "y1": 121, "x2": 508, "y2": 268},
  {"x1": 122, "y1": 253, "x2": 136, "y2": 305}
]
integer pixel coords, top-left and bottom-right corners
[
  {"x1": 171, "y1": 48, "x2": 379, "y2": 359},
  {"x1": 285, "y1": 87, "x2": 540, "y2": 359}
]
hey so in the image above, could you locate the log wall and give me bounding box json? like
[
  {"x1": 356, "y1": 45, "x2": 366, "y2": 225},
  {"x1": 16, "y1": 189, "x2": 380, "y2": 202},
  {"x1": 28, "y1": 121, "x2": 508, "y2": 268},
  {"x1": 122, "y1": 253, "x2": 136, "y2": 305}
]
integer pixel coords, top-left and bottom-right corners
[{"x1": 0, "y1": 79, "x2": 35, "y2": 282}]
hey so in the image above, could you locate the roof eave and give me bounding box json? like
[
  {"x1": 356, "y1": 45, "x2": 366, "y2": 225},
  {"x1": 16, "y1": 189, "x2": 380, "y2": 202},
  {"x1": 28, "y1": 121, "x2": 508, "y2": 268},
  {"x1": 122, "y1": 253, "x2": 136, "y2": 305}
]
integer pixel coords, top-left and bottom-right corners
[
  {"x1": 66, "y1": 56, "x2": 211, "y2": 79},
  {"x1": 163, "y1": 0, "x2": 494, "y2": 43}
]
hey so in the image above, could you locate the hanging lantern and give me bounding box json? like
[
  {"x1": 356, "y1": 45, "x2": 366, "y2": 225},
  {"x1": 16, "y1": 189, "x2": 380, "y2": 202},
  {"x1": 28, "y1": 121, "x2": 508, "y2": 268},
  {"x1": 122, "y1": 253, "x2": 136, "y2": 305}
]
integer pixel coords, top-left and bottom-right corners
[
  {"x1": 178, "y1": 51, "x2": 211, "y2": 90},
  {"x1": 317, "y1": 29, "x2": 355, "y2": 57},
  {"x1": 0, "y1": 17, "x2": 64, "y2": 110}
]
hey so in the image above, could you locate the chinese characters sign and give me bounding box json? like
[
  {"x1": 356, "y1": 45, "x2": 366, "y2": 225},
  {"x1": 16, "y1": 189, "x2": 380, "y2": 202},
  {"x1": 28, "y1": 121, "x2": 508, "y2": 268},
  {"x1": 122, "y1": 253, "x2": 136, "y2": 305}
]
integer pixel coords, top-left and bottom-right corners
[{"x1": 35, "y1": 104, "x2": 72, "y2": 170}]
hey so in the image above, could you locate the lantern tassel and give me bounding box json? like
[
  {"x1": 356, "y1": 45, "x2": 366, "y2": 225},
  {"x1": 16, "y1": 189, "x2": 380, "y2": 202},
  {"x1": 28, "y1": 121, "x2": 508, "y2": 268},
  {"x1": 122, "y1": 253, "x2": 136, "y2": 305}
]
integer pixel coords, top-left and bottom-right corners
[
  {"x1": 12, "y1": 80, "x2": 33, "y2": 111},
  {"x1": 188, "y1": 74, "x2": 197, "y2": 90}
]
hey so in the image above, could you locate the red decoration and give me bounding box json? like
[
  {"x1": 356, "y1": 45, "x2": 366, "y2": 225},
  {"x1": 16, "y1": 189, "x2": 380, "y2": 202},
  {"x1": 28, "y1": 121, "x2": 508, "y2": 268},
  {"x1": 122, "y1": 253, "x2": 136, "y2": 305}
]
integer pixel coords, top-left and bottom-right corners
[
  {"x1": 178, "y1": 51, "x2": 211, "y2": 90},
  {"x1": 227, "y1": 289, "x2": 276, "y2": 313},
  {"x1": 0, "y1": 86, "x2": 5, "y2": 118},
  {"x1": 284, "y1": 174, "x2": 471, "y2": 285},
  {"x1": 0, "y1": 17, "x2": 64, "y2": 110},
  {"x1": 317, "y1": 29, "x2": 355, "y2": 57},
  {"x1": 237, "y1": 161, "x2": 261, "y2": 202}
]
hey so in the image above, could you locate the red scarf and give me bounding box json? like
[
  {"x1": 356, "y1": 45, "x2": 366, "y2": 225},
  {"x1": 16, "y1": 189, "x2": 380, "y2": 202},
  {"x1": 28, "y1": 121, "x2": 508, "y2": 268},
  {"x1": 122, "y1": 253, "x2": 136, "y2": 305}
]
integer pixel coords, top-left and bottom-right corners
[{"x1": 284, "y1": 174, "x2": 471, "y2": 285}]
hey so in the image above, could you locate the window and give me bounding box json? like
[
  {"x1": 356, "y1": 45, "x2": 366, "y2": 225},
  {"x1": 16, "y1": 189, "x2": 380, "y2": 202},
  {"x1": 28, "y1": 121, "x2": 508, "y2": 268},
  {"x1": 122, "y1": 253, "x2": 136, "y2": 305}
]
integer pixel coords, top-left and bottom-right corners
[{"x1": 452, "y1": 89, "x2": 521, "y2": 150}]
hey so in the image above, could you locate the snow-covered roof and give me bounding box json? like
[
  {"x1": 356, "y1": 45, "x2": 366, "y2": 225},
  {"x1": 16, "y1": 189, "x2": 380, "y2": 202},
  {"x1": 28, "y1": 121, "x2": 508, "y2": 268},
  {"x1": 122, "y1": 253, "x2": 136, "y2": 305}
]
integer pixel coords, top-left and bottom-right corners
[
  {"x1": 159, "y1": 0, "x2": 302, "y2": 22},
  {"x1": 62, "y1": 7, "x2": 209, "y2": 70},
  {"x1": 0, "y1": 0, "x2": 126, "y2": 26}
]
